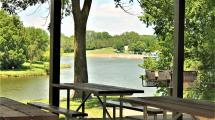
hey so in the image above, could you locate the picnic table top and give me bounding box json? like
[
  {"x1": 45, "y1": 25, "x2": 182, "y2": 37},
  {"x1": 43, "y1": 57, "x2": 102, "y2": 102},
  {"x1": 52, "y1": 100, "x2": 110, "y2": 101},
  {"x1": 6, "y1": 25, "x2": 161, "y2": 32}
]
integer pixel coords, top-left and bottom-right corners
[
  {"x1": 53, "y1": 83, "x2": 144, "y2": 96},
  {"x1": 0, "y1": 97, "x2": 58, "y2": 120},
  {"x1": 122, "y1": 96, "x2": 215, "y2": 118}
]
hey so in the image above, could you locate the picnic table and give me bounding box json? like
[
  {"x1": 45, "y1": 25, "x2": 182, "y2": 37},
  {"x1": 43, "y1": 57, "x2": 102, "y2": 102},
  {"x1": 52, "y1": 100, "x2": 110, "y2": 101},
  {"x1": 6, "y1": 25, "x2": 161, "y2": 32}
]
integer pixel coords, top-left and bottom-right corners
[
  {"x1": 0, "y1": 97, "x2": 58, "y2": 120},
  {"x1": 122, "y1": 96, "x2": 215, "y2": 120},
  {"x1": 53, "y1": 83, "x2": 145, "y2": 119}
]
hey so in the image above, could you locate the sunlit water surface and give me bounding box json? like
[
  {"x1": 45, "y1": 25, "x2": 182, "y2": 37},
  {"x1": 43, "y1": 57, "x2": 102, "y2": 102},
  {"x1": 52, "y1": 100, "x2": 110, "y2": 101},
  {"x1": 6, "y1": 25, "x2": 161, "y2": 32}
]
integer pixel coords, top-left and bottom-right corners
[{"x1": 0, "y1": 56, "x2": 157, "y2": 101}]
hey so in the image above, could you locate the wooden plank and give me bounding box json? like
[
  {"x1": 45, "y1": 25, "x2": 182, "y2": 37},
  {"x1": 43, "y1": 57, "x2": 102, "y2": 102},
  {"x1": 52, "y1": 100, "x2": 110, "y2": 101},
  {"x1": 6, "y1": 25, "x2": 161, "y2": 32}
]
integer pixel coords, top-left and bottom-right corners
[
  {"x1": 28, "y1": 102, "x2": 88, "y2": 117},
  {"x1": 54, "y1": 83, "x2": 144, "y2": 96},
  {"x1": 106, "y1": 100, "x2": 163, "y2": 114},
  {"x1": 0, "y1": 106, "x2": 27, "y2": 117},
  {"x1": 0, "y1": 97, "x2": 58, "y2": 120},
  {"x1": 122, "y1": 97, "x2": 215, "y2": 118}
]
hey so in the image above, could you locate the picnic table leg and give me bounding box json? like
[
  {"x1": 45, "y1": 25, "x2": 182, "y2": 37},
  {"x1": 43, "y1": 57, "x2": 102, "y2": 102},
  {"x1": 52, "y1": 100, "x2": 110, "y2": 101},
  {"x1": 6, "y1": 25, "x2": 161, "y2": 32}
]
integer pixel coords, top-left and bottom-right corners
[
  {"x1": 143, "y1": 105, "x2": 148, "y2": 120},
  {"x1": 119, "y1": 95, "x2": 123, "y2": 119},
  {"x1": 82, "y1": 91, "x2": 86, "y2": 113},
  {"x1": 76, "y1": 93, "x2": 91, "y2": 112},
  {"x1": 173, "y1": 113, "x2": 183, "y2": 120},
  {"x1": 67, "y1": 89, "x2": 70, "y2": 110},
  {"x1": 113, "y1": 106, "x2": 116, "y2": 120},
  {"x1": 97, "y1": 96, "x2": 112, "y2": 119},
  {"x1": 103, "y1": 96, "x2": 107, "y2": 119}
]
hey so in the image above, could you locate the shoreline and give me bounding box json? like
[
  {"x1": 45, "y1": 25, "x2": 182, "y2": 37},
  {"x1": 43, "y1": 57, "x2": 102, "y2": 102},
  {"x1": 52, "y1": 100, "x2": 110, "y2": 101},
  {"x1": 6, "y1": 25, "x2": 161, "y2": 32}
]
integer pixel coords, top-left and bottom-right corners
[
  {"x1": 1, "y1": 53, "x2": 143, "y2": 78},
  {"x1": 0, "y1": 64, "x2": 71, "y2": 78},
  {"x1": 64, "y1": 53, "x2": 144, "y2": 59},
  {"x1": 87, "y1": 53, "x2": 143, "y2": 59}
]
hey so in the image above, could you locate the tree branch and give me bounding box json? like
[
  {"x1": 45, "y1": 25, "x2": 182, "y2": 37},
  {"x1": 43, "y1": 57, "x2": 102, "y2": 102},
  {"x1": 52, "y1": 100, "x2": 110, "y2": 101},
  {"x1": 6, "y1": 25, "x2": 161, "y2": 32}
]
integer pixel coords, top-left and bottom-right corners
[{"x1": 82, "y1": 0, "x2": 92, "y2": 18}]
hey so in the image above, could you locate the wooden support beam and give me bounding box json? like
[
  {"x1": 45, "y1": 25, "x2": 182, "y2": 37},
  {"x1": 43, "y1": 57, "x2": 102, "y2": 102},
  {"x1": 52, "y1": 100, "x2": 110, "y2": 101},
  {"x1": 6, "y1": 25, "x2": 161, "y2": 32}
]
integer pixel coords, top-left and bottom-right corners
[
  {"x1": 173, "y1": 0, "x2": 185, "y2": 99},
  {"x1": 49, "y1": 0, "x2": 61, "y2": 107},
  {"x1": 173, "y1": 0, "x2": 185, "y2": 119}
]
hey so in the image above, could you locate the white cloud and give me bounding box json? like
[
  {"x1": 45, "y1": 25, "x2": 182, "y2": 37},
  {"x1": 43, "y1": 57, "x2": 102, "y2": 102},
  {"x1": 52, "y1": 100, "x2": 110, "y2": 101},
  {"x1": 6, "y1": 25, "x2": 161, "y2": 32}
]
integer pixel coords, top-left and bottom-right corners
[
  {"x1": 18, "y1": 3, "x2": 50, "y2": 32},
  {"x1": 18, "y1": 1, "x2": 154, "y2": 36},
  {"x1": 87, "y1": 1, "x2": 154, "y2": 35}
]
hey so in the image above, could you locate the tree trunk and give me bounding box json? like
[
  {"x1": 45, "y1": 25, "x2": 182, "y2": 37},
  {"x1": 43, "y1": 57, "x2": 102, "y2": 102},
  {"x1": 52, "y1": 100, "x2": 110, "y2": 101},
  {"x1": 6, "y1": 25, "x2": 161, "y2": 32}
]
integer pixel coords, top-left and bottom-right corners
[
  {"x1": 72, "y1": 0, "x2": 92, "y2": 98},
  {"x1": 73, "y1": 18, "x2": 88, "y2": 98}
]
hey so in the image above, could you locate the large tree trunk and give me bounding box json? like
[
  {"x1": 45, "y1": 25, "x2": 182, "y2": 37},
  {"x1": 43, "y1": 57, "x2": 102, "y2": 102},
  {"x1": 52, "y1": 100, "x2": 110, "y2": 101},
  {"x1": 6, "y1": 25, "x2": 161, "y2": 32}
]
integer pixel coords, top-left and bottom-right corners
[{"x1": 72, "y1": 0, "x2": 92, "y2": 98}]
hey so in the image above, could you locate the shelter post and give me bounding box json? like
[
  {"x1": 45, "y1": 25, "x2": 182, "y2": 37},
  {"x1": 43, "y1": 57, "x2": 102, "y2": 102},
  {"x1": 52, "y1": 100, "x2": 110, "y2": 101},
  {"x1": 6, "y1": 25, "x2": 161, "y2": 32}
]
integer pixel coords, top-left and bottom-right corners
[
  {"x1": 173, "y1": 0, "x2": 185, "y2": 119},
  {"x1": 49, "y1": 0, "x2": 61, "y2": 107}
]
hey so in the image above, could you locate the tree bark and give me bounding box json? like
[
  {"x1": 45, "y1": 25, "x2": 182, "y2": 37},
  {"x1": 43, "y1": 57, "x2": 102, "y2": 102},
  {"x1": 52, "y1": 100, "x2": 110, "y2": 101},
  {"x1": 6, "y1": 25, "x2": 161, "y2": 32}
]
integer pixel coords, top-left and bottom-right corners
[{"x1": 72, "y1": 0, "x2": 92, "y2": 98}]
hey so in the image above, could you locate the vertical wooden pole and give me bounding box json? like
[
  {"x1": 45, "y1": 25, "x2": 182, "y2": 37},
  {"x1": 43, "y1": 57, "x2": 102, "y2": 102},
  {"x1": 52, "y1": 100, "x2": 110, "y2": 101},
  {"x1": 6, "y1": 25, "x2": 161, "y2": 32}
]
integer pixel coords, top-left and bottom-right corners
[
  {"x1": 49, "y1": 0, "x2": 61, "y2": 107},
  {"x1": 173, "y1": 0, "x2": 185, "y2": 99},
  {"x1": 173, "y1": 0, "x2": 185, "y2": 119}
]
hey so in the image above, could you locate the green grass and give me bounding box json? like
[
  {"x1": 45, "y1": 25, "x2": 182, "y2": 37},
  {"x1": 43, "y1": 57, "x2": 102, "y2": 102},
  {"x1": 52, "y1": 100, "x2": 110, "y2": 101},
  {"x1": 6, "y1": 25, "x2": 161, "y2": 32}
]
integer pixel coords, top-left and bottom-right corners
[
  {"x1": 62, "y1": 53, "x2": 74, "y2": 56},
  {"x1": 0, "y1": 63, "x2": 46, "y2": 77},
  {"x1": 0, "y1": 62, "x2": 71, "y2": 78},
  {"x1": 87, "y1": 47, "x2": 116, "y2": 54},
  {"x1": 22, "y1": 97, "x2": 118, "y2": 119}
]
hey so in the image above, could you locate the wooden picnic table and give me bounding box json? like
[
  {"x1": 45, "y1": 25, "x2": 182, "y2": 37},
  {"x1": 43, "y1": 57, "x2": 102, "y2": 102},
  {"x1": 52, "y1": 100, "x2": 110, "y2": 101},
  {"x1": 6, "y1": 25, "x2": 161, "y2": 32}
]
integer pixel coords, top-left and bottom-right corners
[
  {"x1": 122, "y1": 96, "x2": 215, "y2": 120},
  {"x1": 53, "y1": 83, "x2": 145, "y2": 120},
  {"x1": 0, "y1": 97, "x2": 58, "y2": 120}
]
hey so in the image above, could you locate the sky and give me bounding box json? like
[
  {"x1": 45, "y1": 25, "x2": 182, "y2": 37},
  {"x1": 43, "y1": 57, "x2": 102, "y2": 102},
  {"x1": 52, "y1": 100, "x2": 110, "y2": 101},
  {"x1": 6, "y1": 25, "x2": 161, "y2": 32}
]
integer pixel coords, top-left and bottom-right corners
[{"x1": 18, "y1": 0, "x2": 154, "y2": 36}]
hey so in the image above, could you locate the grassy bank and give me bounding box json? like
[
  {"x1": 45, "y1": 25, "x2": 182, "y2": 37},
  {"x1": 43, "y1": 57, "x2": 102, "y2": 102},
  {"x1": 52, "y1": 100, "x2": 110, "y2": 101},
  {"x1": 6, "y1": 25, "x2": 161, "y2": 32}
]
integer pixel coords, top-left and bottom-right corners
[{"x1": 0, "y1": 62, "x2": 71, "y2": 78}]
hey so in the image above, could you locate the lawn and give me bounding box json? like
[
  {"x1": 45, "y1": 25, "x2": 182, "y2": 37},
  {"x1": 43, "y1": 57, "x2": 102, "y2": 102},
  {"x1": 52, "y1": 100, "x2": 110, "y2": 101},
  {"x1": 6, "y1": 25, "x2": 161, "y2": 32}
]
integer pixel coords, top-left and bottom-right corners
[
  {"x1": 0, "y1": 62, "x2": 71, "y2": 78},
  {"x1": 86, "y1": 47, "x2": 116, "y2": 54},
  {"x1": 23, "y1": 97, "x2": 119, "y2": 119}
]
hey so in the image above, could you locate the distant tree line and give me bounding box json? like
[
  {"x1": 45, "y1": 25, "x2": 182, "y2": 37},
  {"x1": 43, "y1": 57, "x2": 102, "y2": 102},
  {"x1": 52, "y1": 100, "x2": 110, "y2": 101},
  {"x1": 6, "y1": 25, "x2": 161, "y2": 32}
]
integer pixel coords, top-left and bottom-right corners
[{"x1": 61, "y1": 31, "x2": 158, "y2": 54}]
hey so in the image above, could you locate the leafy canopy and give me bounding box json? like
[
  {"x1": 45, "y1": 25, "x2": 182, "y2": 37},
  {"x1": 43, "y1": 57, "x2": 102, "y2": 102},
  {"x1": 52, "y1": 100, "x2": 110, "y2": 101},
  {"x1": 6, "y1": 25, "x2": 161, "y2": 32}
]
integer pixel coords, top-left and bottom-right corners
[{"x1": 0, "y1": 10, "x2": 26, "y2": 69}]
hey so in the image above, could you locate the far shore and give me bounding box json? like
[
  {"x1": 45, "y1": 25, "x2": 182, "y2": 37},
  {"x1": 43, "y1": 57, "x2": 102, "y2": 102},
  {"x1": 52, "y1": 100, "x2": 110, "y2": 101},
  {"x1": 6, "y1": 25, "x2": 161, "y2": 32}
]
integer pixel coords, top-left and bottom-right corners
[
  {"x1": 88, "y1": 53, "x2": 143, "y2": 59},
  {"x1": 63, "y1": 47, "x2": 144, "y2": 59},
  {"x1": 63, "y1": 53, "x2": 144, "y2": 59}
]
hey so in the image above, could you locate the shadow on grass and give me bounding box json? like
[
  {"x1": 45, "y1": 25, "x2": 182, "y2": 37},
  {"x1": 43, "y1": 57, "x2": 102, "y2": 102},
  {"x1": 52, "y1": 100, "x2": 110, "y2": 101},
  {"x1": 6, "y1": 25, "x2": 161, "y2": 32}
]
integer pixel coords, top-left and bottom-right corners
[{"x1": 61, "y1": 97, "x2": 119, "y2": 109}]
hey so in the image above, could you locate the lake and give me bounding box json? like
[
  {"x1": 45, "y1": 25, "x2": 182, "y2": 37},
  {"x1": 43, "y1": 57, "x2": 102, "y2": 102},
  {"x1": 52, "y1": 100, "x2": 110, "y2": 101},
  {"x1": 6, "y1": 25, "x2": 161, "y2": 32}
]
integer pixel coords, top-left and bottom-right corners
[{"x1": 0, "y1": 56, "x2": 157, "y2": 101}]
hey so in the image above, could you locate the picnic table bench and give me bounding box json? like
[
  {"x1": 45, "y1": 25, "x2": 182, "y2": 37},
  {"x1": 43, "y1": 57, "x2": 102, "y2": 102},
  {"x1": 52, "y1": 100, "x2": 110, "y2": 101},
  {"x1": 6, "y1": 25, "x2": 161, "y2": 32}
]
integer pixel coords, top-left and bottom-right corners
[
  {"x1": 122, "y1": 96, "x2": 215, "y2": 120},
  {"x1": 27, "y1": 102, "x2": 88, "y2": 118},
  {"x1": 106, "y1": 100, "x2": 163, "y2": 120},
  {"x1": 0, "y1": 97, "x2": 58, "y2": 120}
]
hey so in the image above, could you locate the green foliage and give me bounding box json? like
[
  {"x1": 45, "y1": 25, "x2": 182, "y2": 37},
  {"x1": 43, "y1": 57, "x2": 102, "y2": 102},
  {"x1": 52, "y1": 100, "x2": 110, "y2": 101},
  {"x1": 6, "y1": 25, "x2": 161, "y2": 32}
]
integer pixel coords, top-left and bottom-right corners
[
  {"x1": 142, "y1": 35, "x2": 159, "y2": 52},
  {"x1": 139, "y1": 57, "x2": 158, "y2": 70},
  {"x1": 0, "y1": 10, "x2": 50, "y2": 70},
  {"x1": 61, "y1": 31, "x2": 114, "y2": 52},
  {"x1": 86, "y1": 31, "x2": 113, "y2": 50},
  {"x1": 129, "y1": 41, "x2": 145, "y2": 54},
  {"x1": 0, "y1": 10, "x2": 26, "y2": 69},
  {"x1": 24, "y1": 27, "x2": 49, "y2": 67},
  {"x1": 112, "y1": 35, "x2": 125, "y2": 52},
  {"x1": 61, "y1": 31, "x2": 158, "y2": 54},
  {"x1": 138, "y1": 0, "x2": 215, "y2": 100},
  {"x1": 112, "y1": 32, "x2": 158, "y2": 53},
  {"x1": 1, "y1": 0, "x2": 48, "y2": 14},
  {"x1": 61, "y1": 34, "x2": 74, "y2": 53}
]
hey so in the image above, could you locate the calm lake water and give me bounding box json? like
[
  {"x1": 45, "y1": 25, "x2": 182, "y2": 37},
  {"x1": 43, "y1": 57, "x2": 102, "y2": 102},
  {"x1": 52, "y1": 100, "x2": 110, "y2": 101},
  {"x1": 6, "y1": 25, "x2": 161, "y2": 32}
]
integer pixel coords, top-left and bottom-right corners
[{"x1": 0, "y1": 56, "x2": 157, "y2": 101}]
